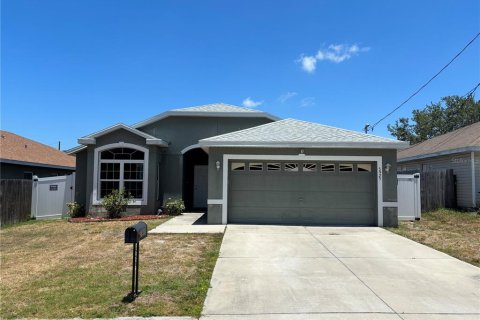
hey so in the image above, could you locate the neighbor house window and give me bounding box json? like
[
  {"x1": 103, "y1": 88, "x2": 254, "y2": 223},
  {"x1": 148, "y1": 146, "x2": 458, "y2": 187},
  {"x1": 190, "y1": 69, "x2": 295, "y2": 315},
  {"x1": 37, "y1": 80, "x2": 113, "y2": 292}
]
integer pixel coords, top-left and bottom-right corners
[
  {"x1": 357, "y1": 163, "x2": 372, "y2": 172},
  {"x1": 99, "y1": 147, "x2": 145, "y2": 199},
  {"x1": 339, "y1": 164, "x2": 353, "y2": 172}
]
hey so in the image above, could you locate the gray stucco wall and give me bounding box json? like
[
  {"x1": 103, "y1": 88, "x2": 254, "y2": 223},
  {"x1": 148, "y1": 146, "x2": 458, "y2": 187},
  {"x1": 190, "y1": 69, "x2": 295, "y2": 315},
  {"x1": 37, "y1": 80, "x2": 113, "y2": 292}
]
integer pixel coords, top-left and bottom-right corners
[
  {"x1": 206, "y1": 147, "x2": 398, "y2": 226},
  {"x1": 138, "y1": 116, "x2": 274, "y2": 202},
  {"x1": 74, "y1": 116, "x2": 273, "y2": 215},
  {"x1": 399, "y1": 152, "x2": 475, "y2": 208},
  {"x1": 76, "y1": 128, "x2": 163, "y2": 215}
]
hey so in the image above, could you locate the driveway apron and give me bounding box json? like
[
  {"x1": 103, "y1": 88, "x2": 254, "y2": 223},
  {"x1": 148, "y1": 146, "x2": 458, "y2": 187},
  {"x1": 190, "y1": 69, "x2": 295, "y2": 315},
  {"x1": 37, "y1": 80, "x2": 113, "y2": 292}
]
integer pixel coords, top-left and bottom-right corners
[{"x1": 201, "y1": 225, "x2": 480, "y2": 320}]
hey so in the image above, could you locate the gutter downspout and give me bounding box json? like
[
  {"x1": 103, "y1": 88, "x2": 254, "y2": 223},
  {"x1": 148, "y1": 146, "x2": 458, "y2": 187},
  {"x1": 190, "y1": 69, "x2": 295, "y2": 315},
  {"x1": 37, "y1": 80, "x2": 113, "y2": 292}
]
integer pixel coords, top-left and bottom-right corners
[{"x1": 472, "y1": 152, "x2": 477, "y2": 208}]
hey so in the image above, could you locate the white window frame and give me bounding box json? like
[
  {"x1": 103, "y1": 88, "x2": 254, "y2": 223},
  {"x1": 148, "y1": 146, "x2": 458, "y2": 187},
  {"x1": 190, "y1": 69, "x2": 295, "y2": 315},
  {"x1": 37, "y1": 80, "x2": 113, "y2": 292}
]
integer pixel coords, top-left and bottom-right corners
[
  {"x1": 92, "y1": 142, "x2": 149, "y2": 206},
  {"x1": 214, "y1": 154, "x2": 389, "y2": 227}
]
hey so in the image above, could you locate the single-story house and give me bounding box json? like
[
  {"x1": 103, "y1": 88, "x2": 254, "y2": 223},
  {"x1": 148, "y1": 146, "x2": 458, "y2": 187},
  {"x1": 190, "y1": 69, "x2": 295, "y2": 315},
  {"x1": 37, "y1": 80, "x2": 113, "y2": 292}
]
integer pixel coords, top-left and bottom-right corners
[
  {"x1": 0, "y1": 130, "x2": 76, "y2": 179},
  {"x1": 67, "y1": 103, "x2": 408, "y2": 226},
  {"x1": 398, "y1": 121, "x2": 480, "y2": 209}
]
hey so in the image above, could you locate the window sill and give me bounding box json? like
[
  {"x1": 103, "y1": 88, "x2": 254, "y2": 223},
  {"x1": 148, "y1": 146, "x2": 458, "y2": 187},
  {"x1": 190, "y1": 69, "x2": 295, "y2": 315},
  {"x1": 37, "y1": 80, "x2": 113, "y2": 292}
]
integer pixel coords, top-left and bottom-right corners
[{"x1": 92, "y1": 200, "x2": 147, "y2": 206}]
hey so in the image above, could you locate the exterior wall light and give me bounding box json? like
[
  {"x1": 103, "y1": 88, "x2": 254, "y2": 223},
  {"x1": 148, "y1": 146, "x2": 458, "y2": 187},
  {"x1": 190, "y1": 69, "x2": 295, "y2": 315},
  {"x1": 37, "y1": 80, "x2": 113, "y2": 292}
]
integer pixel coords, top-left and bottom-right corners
[
  {"x1": 384, "y1": 163, "x2": 391, "y2": 174},
  {"x1": 215, "y1": 161, "x2": 221, "y2": 171}
]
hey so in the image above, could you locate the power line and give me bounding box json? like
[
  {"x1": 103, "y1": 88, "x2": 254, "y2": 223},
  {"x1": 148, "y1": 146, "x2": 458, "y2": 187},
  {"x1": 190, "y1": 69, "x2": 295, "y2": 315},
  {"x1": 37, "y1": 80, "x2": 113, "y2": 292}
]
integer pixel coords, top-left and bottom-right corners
[
  {"x1": 463, "y1": 82, "x2": 480, "y2": 98},
  {"x1": 367, "y1": 31, "x2": 480, "y2": 132}
]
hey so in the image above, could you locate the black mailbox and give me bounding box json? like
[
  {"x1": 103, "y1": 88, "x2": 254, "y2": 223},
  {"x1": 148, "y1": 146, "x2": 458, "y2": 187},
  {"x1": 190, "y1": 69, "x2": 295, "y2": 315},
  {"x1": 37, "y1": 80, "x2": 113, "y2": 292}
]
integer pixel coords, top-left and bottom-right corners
[{"x1": 125, "y1": 221, "x2": 148, "y2": 244}]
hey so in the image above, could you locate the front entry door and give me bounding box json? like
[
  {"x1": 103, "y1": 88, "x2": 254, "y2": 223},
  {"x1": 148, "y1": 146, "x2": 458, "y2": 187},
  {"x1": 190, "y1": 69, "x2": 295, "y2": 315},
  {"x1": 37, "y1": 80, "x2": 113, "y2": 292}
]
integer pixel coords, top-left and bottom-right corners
[{"x1": 193, "y1": 165, "x2": 208, "y2": 208}]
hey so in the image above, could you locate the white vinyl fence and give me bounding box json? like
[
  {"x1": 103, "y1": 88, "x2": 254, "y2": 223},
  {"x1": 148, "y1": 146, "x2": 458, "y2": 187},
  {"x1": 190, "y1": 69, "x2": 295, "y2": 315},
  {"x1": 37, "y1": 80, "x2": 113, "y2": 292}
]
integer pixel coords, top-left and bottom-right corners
[
  {"x1": 397, "y1": 173, "x2": 421, "y2": 221},
  {"x1": 31, "y1": 174, "x2": 75, "y2": 219}
]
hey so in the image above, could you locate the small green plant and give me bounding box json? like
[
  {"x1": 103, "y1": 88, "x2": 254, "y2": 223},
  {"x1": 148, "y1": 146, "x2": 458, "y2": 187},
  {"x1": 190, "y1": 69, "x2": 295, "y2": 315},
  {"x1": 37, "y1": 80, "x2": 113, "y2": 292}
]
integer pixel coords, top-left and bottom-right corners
[
  {"x1": 101, "y1": 189, "x2": 133, "y2": 219},
  {"x1": 164, "y1": 198, "x2": 185, "y2": 216},
  {"x1": 66, "y1": 201, "x2": 85, "y2": 218}
]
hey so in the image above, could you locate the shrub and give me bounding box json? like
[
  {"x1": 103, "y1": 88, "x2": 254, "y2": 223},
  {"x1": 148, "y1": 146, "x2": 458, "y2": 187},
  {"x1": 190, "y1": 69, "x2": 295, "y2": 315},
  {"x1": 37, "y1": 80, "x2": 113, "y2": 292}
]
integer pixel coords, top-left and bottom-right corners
[
  {"x1": 101, "y1": 189, "x2": 133, "y2": 219},
  {"x1": 164, "y1": 198, "x2": 185, "y2": 216},
  {"x1": 66, "y1": 201, "x2": 85, "y2": 218}
]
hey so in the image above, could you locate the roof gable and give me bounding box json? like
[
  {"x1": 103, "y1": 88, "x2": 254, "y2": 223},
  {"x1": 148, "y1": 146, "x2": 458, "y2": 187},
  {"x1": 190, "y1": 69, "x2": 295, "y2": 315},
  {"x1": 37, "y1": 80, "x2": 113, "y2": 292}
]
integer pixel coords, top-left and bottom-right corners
[
  {"x1": 0, "y1": 130, "x2": 76, "y2": 168},
  {"x1": 200, "y1": 118, "x2": 408, "y2": 149},
  {"x1": 398, "y1": 121, "x2": 480, "y2": 161},
  {"x1": 77, "y1": 123, "x2": 168, "y2": 147},
  {"x1": 133, "y1": 103, "x2": 279, "y2": 128}
]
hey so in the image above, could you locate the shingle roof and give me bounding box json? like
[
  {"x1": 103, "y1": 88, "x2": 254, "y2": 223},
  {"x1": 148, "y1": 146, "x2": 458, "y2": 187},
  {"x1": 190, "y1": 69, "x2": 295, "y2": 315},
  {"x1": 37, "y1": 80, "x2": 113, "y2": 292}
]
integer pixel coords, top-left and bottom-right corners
[
  {"x1": 398, "y1": 121, "x2": 480, "y2": 161},
  {"x1": 0, "y1": 130, "x2": 76, "y2": 168},
  {"x1": 133, "y1": 102, "x2": 279, "y2": 128},
  {"x1": 172, "y1": 103, "x2": 258, "y2": 113},
  {"x1": 200, "y1": 118, "x2": 407, "y2": 149}
]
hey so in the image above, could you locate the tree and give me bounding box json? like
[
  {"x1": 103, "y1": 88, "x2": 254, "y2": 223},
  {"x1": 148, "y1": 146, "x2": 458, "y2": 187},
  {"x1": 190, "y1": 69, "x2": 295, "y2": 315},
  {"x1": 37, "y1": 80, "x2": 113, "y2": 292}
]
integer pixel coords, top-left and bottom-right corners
[{"x1": 387, "y1": 95, "x2": 480, "y2": 144}]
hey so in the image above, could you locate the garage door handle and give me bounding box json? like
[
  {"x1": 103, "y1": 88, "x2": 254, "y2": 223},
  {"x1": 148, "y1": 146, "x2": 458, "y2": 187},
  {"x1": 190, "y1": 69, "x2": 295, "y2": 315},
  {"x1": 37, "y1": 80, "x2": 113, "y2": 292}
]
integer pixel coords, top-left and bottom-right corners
[{"x1": 298, "y1": 197, "x2": 304, "y2": 201}]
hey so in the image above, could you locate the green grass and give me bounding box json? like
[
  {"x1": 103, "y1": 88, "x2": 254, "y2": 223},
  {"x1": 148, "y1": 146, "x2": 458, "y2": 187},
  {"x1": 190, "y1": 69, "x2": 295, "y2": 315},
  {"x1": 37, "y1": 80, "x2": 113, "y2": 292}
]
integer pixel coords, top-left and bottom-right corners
[
  {"x1": 386, "y1": 208, "x2": 480, "y2": 267},
  {"x1": 0, "y1": 218, "x2": 223, "y2": 319}
]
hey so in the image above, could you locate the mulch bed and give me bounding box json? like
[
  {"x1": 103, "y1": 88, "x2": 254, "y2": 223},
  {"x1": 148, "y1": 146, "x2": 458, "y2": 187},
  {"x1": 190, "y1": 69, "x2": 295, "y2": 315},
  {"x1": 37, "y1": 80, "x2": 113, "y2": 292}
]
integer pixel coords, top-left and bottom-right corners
[{"x1": 69, "y1": 215, "x2": 169, "y2": 223}]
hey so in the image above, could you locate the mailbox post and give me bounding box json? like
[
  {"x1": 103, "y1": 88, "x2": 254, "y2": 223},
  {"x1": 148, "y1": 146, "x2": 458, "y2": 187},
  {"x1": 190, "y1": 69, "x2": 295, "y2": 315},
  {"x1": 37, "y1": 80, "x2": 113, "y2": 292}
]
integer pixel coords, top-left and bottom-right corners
[{"x1": 125, "y1": 221, "x2": 148, "y2": 299}]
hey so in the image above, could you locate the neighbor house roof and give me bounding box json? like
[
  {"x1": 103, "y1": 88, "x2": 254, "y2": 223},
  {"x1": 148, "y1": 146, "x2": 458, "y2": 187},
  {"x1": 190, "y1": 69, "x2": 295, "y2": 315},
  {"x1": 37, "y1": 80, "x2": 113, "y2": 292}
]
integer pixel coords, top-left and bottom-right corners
[
  {"x1": 199, "y1": 118, "x2": 408, "y2": 149},
  {"x1": 77, "y1": 123, "x2": 168, "y2": 146},
  {"x1": 133, "y1": 103, "x2": 280, "y2": 128},
  {"x1": 0, "y1": 130, "x2": 76, "y2": 169},
  {"x1": 398, "y1": 121, "x2": 480, "y2": 162}
]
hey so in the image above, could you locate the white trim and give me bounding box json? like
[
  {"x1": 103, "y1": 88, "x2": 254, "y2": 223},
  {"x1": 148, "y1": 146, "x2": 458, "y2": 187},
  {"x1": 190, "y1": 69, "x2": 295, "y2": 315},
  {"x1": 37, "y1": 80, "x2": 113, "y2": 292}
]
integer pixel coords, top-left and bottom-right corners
[
  {"x1": 92, "y1": 142, "x2": 149, "y2": 206},
  {"x1": 181, "y1": 144, "x2": 202, "y2": 154},
  {"x1": 220, "y1": 154, "x2": 384, "y2": 226},
  {"x1": 78, "y1": 123, "x2": 168, "y2": 147},
  {"x1": 207, "y1": 199, "x2": 225, "y2": 205},
  {"x1": 471, "y1": 152, "x2": 477, "y2": 208}
]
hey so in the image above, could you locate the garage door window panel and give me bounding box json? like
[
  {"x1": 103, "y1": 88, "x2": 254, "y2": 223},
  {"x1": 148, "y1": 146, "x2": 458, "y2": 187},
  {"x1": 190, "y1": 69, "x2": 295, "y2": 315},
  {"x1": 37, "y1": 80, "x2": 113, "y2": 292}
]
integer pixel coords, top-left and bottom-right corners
[
  {"x1": 249, "y1": 163, "x2": 263, "y2": 171},
  {"x1": 357, "y1": 163, "x2": 372, "y2": 172},
  {"x1": 231, "y1": 162, "x2": 245, "y2": 171},
  {"x1": 267, "y1": 163, "x2": 281, "y2": 171},
  {"x1": 284, "y1": 163, "x2": 299, "y2": 172},
  {"x1": 339, "y1": 164, "x2": 353, "y2": 172},
  {"x1": 320, "y1": 163, "x2": 335, "y2": 172},
  {"x1": 303, "y1": 163, "x2": 317, "y2": 172}
]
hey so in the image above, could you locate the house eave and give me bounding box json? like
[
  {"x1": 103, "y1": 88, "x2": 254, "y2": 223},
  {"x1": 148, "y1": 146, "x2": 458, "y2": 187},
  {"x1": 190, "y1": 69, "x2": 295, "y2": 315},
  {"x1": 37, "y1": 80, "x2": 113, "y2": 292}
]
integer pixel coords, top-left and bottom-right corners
[
  {"x1": 398, "y1": 146, "x2": 480, "y2": 163},
  {"x1": 199, "y1": 141, "x2": 409, "y2": 150},
  {"x1": 133, "y1": 111, "x2": 280, "y2": 129},
  {"x1": 0, "y1": 158, "x2": 76, "y2": 170}
]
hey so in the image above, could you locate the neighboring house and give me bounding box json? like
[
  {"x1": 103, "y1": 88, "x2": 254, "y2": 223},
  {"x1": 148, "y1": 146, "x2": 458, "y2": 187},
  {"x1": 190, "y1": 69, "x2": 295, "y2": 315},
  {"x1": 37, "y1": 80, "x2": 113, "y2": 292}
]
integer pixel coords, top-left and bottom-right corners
[
  {"x1": 0, "y1": 130, "x2": 76, "y2": 179},
  {"x1": 67, "y1": 103, "x2": 407, "y2": 226},
  {"x1": 398, "y1": 121, "x2": 480, "y2": 209}
]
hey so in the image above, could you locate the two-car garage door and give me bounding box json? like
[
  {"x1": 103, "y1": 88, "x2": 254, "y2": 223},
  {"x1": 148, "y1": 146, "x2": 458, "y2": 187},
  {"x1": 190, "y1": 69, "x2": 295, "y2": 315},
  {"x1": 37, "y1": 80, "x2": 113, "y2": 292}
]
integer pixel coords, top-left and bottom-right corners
[{"x1": 228, "y1": 160, "x2": 377, "y2": 226}]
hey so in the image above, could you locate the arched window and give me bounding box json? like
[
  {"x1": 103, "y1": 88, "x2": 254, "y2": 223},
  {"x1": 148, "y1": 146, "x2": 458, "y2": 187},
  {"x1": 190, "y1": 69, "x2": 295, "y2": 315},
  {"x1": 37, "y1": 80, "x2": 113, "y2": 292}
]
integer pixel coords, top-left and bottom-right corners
[{"x1": 96, "y1": 146, "x2": 146, "y2": 201}]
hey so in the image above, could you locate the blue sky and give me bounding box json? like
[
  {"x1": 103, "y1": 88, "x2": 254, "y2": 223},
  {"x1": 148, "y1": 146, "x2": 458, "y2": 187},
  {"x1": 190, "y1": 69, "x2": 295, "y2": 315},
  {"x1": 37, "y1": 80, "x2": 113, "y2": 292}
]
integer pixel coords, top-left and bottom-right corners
[{"x1": 2, "y1": 0, "x2": 479, "y2": 150}]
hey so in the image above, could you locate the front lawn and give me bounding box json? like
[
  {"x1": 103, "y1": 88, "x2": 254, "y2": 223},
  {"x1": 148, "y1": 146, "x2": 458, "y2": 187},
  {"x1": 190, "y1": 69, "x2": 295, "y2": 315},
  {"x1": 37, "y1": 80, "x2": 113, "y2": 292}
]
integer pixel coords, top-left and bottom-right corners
[
  {"x1": 0, "y1": 218, "x2": 223, "y2": 319},
  {"x1": 387, "y1": 208, "x2": 480, "y2": 267}
]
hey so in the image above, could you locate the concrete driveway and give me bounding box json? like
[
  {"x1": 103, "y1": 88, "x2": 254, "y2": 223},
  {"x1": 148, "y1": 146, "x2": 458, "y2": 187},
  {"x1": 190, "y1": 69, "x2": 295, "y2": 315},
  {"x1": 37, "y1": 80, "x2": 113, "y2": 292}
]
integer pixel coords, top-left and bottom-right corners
[{"x1": 201, "y1": 225, "x2": 480, "y2": 320}]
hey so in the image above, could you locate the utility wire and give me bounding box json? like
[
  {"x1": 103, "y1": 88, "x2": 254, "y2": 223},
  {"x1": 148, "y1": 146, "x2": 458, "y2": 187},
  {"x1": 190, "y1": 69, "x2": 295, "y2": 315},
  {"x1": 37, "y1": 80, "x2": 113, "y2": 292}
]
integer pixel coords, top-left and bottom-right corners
[
  {"x1": 367, "y1": 31, "x2": 480, "y2": 132},
  {"x1": 463, "y1": 82, "x2": 480, "y2": 98}
]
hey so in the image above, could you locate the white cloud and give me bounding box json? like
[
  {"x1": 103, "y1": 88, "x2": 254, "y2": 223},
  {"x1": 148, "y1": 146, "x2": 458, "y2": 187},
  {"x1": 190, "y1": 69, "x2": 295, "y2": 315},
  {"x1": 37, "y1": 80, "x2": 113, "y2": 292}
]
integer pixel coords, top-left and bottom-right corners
[
  {"x1": 278, "y1": 91, "x2": 298, "y2": 103},
  {"x1": 298, "y1": 43, "x2": 369, "y2": 72},
  {"x1": 298, "y1": 55, "x2": 317, "y2": 73},
  {"x1": 300, "y1": 97, "x2": 315, "y2": 107},
  {"x1": 242, "y1": 97, "x2": 263, "y2": 108}
]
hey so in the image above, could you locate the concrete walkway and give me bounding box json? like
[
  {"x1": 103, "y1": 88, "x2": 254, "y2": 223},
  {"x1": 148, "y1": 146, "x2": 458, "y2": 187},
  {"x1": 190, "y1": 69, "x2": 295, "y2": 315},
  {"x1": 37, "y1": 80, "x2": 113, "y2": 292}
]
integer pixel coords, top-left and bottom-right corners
[
  {"x1": 150, "y1": 213, "x2": 225, "y2": 234},
  {"x1": 201, "y1": 225, "x2": 480, "y2": 320}
]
